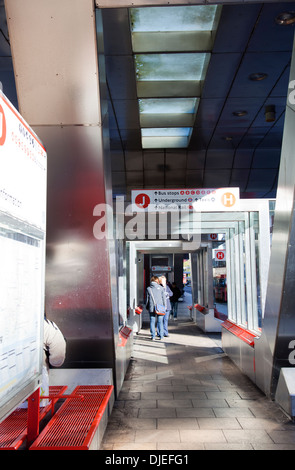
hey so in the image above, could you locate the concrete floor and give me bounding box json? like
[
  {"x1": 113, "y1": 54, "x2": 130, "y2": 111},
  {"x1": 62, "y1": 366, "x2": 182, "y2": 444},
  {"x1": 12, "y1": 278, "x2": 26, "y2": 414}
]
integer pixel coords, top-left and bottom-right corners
[{"x1": 101, "y1": 295, "x2": 295, "y2": 450}]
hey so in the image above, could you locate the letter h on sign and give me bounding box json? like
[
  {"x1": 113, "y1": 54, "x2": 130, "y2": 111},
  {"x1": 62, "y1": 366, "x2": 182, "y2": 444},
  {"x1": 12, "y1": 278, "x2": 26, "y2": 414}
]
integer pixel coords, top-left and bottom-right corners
[{"x1": 221, "y1": 192, "x2": 236, "y2": 208}]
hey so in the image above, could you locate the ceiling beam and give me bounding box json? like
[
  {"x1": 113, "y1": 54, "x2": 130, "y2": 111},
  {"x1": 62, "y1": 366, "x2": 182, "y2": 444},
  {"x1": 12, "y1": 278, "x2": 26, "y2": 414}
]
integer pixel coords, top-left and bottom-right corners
[{"x1": 95, "y1": 0, "x2": 295, "y2": 8}]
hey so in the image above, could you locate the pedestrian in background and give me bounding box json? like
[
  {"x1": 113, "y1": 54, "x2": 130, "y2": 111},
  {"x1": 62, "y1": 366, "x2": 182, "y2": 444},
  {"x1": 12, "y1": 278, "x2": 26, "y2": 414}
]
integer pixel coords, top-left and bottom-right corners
[
  {"x1": 170, "y1": 282, "x2": 182, "y2": 320},
  {"x1": 146, "y1": 276, "x2": 166, "y2": 340},
  {"x1": 159, "y1": 275, "x2": 173, "y2": 337}
]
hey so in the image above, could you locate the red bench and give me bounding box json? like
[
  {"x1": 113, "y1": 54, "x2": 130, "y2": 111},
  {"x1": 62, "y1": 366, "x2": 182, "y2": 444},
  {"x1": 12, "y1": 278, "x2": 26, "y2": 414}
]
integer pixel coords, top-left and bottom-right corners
[
  {"x1": 30, "y1": 385, "x2": 114, "y2": 450},
  {"x1": 0, "y1": 385, "x2": 67, "y2": 450}
]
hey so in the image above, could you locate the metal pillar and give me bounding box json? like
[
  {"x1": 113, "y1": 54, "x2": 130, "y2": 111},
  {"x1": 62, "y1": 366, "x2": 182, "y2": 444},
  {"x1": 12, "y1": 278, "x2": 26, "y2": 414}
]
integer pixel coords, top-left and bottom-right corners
[
  {"x1": 255, "y1": 33, "x2": 295, "y2": 401},
  {"x1": 4, "y1": 1, "x2": 119, "y2": 374}
]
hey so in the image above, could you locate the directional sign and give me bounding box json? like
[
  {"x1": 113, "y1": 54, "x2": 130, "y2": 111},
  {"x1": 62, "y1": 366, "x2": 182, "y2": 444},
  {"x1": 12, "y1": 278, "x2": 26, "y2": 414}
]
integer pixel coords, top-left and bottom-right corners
[{"x1": 132, "y1": 188, "x2": 240, "y2": 211}]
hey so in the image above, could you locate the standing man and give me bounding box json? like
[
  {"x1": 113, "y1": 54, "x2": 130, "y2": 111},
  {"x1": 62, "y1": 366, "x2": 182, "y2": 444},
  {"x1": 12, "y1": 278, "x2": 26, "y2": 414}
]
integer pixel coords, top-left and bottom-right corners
[
  {"x1": 159, "y1": 275, "x2": 173, "y2": 337},
  {"x1": 146, "y1": 276, "x2": 166, "y2": 340},
  {"x1": 170, "y1": 282, "x2": 182, "y2": 320}
]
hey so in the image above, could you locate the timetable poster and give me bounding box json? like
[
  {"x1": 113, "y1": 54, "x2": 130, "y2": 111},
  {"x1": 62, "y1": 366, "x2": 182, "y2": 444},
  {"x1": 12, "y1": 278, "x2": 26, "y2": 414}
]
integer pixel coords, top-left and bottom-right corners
[{"x1": 0, "y1": 91, "x2": 47, "y2": 418}]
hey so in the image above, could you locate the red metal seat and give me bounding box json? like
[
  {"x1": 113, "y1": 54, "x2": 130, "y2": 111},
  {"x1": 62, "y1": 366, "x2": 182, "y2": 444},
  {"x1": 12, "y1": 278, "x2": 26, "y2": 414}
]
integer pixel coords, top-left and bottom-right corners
[
  {"x1": 30, "y1": 385, "x2": 114, "y2": 450},
  {"x1": 0, "y1": 385, "x2": 67, "y2": 450}
]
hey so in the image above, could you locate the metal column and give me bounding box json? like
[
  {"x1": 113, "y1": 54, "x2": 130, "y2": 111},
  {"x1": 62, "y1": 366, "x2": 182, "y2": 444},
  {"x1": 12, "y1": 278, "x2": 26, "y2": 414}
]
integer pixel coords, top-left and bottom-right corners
[
  {"x1": 4, "y1": 1, "x2": 119, "y2": 374},
  {"x1": 255, "y1": 33, "x2": 295, "y2": 402}
]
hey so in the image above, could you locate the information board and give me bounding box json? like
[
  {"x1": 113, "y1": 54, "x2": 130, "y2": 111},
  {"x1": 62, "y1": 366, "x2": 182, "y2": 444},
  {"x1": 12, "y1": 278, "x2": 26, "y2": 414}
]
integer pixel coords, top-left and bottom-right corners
[
  {"x1": 0, "y1": 91, "x2": 47, "y2": 422},
  {"x1": 132, "y1": 187, "x2": 240, "y2": 212}
]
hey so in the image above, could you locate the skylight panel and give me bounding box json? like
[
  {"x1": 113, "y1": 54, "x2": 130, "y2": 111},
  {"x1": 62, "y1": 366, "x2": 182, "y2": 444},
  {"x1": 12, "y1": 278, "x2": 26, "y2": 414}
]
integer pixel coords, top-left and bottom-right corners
[
  {"x1": 139, "y1": 98, "x2": 199, "y2": 115},
  {"x1": 129, "y1": 4, "x2": 222, "y2": 149},
  {"x1": 141, "y1": 127, "x2": 193, "y2": 148},
  {"x1": 135, "y1": 53, "x2": 210, "y2": 82},
  {"x1": 130, "y1": 5, "x2": 219, "y2": 33},
  {"x1": 142, "y1": 128, "x2": 191, "y2": 137}
]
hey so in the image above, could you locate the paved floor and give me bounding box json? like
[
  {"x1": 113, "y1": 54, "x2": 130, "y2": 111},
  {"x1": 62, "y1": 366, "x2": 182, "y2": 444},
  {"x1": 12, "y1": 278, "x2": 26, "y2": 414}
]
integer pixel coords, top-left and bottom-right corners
[{"x1": 102, "y1": 295, "x2": 295, "y2": 450}]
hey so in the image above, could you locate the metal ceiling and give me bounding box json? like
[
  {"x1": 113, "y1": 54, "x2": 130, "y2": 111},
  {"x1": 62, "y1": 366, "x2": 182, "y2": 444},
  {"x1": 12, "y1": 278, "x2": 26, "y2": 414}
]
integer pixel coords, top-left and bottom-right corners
[
  {"x1": 102, "y1": 2, "x2": 295, "y2": 199},
  {"x1": 1, "y1": 1, "x2": 295, "y2": 200}
]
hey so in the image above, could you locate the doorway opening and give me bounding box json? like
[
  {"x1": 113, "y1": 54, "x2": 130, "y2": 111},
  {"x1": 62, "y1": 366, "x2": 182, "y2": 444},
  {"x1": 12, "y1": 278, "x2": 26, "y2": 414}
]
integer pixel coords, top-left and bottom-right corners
[{"x1": 126, "y1": 198, "x2": 272, "y2": 335}]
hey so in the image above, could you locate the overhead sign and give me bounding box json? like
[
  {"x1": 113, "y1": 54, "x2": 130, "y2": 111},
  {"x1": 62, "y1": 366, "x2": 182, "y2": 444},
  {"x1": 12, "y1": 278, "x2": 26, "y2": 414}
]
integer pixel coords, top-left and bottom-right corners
[
  {"x1": 132, "y1": 188, "x2": 240, "y2": 212},
  {"x1": 151, "y1": 266, "x2": 172, "y2": 272},
  {"x1": 0, "y1": 91, "x2": 47, "y2": 421}
]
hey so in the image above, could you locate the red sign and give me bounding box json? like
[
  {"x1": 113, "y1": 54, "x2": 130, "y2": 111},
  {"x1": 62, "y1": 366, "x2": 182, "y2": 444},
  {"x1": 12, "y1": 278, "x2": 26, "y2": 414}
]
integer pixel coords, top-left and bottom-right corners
[
  {"x1": 209, "y1": 234, "x2": 218, "y2": 240},
  {"x1": 216, "y1": 251, "x2": 225, "y2": 260},
  {"x1": 135, "y1": 193, "x2": 150, "y2": 209}
]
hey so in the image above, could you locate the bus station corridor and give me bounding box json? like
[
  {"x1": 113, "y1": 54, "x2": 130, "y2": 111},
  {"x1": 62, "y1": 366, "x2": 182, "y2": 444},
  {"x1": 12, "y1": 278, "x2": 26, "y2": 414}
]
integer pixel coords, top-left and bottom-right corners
[{"x1": 102, "y1": 291, "x2": 295, "y2": 450}]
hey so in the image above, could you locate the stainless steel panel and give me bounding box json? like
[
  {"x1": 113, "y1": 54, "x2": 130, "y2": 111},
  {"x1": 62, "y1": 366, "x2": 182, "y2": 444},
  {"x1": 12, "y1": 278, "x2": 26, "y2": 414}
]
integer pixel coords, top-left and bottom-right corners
[
  {"x1": 5, "y1": 0, "x2": 101, "y2": 126},
  {"x1": 229, "y1": 52, "x2": 292, "y2": 98},
  {"x1": 255, "y1": 37, "x2": 295, "y2": 397},
  {"x1": 252, "y1": 149, "x2": 281, "y2": 169},
  {"x1": 125, "y1": 151, "x2": 143, "y2": 171},
  {"x1": 213, "y1": 4, "x2": 261, "y2": 53},
  {"x1": 246, "y1": 169, "x2": 277, "y2": 192},
  {"x1": 186, "y1": 170, "x2": 204, "y2": 187},
  {"x1": 275, "y1": 368, "x2": 295, "y2": 419},
  {"x1": 34, "y1": 125, "x2": 115, "y2": 368},
  {"x1": 102, "y1": 8, "x2": 132, "y2": 56},
  {"x1": 248, "y1": 3, "x2": 295, "y2": 52},
  {"x1": 203, "y1": 169, "x2": 231, "y2": 187},
  {"x1": 5, "y1": 0, "x2": 119, "y2": 373},
  {"x1": 205, "y1": 149, "x2": 234, "y2": 168},
  {"x1": 96, "y1": 0, "x2": 295, "y2": 6}
]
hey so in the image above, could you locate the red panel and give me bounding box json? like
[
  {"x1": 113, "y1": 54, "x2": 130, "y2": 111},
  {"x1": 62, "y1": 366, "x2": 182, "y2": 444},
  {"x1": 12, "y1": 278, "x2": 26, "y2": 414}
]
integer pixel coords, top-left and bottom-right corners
[
  {"x1": 118, "y1": 326, "x2": 132, "y2": 347},
  {"x1": 194, "y1": 304, "x2": 205, "y2": 312},
  {"x1": 222, "y1": 320, "x2": 257, "y2": 347}
]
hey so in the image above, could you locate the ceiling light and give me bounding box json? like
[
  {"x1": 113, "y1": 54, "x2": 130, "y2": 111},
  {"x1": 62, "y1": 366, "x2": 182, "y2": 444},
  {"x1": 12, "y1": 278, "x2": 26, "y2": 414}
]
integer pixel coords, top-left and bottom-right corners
[
  {"x1": 249, "y1": 72, "x2": 268, "y2": 81},
  {"x1": 275, "y1": 12, "x2": 295, "y2": 25},
  {"x1": 232, "y1": 111, "x2": 248, "y2": 117},
  {"x1": 265, "y1": 105, "x2": 276, "y2": 122}
]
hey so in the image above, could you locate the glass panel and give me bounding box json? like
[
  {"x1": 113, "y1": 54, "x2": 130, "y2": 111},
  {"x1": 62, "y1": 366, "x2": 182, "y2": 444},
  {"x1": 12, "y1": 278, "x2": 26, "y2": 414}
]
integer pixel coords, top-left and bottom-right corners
[
  {"x1": 212, "y1": 235, "x2": 228, "y2": 321},
  {"x1": 139, "y1": 98, "x2": 199, "y2": 115},
  {"x1": 250, "y1": 212, "x2": 259, "y2": 332},
  {"x1": 141, "y1": 127, "x2": 192, "y2": 148},
  {"x1": 142, "y1": 127, "x2": 191, "y2": 137},
  {"x1": 141, "y1": 136, "x2": 190, "y2": 149},
  {"x1": 135, "y1": 53, "x2": 210, "y2": 82},
  {"x1": 130, "y1": 5, "x2": 220, "y2": 32}
]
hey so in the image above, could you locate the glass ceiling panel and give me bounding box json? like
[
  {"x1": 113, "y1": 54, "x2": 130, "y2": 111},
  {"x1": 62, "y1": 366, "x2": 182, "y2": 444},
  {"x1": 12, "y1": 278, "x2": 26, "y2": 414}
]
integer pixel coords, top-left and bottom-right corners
[
  {"x1": 142, "y1": 128, "x2": 192, "y2": 137},
  {"x1": 139, "y1": 98, "x2": 199, "y2": 115},
  {"x1": 141, "y1": 135, "x2": 191, "y2": 149},
  {"x1": 135, "y1": 53, "x2": 210, "y2": 82},
  {"x1": 130, "y1": 5, "x2": 219, "y2": 32}
]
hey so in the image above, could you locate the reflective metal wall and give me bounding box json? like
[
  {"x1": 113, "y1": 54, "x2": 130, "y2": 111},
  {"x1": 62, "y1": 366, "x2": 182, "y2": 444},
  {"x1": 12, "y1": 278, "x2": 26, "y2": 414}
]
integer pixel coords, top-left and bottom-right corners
[
  {"x1": 5, "y1": 0, "x2": 118, "y2": 373},
  {"x1": 255, "y1": 35, "x2": 295, "y2": 398}
]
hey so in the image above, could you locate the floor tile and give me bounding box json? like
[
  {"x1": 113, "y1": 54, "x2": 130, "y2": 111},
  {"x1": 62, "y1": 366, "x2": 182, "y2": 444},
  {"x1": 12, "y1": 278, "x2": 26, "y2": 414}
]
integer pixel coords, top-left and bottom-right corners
[
  {"x1": 157, "y1": 418, "x2": 199, "y2": 430},
  {"x1": 101, "y1": 303, "x2": 295, "y2": 451}
]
